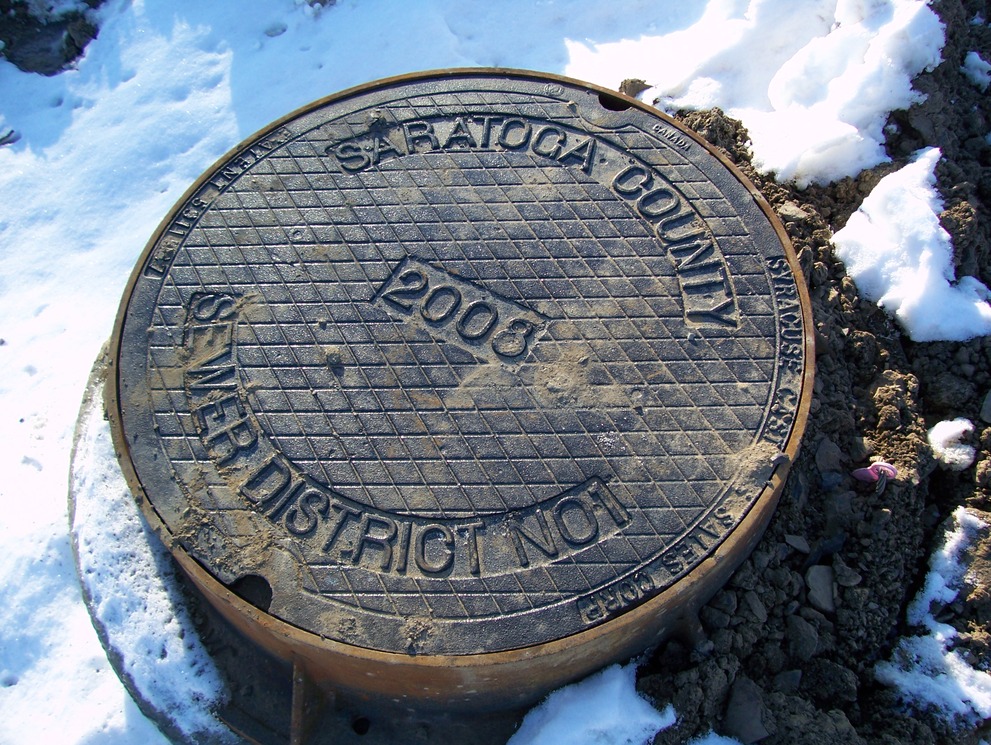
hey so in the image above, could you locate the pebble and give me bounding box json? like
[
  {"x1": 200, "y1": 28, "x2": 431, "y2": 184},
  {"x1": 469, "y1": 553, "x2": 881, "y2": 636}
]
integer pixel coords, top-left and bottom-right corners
[
  {"x1": 788, "y1": 471, "x2": 809, "y2": 511},
  {"x1": 981, "y1": 391, "x2": 991, "y2": 424},
  {"x1": 778, "y1": 201, "x2": 811, "y2": 224},
  {"x1": 810, "y1": 260, "x2": 830, "y2": 287},
  {"x1": 815, "y1": 438, "x2": 844, "y2": 474},
  {"x1": 710, "y1": 590, "x2": 739, "y2": 616},
  {"x1": 742, "y1": 590, "x2": 768, "y2": 624},
  {"x1": 700, "y1": 606, "x2": 732, "y2": 630},
  {"x1": 752, "y1": 550, "x2": 773, "y2": 574},
  {"x1": 805, "y1": 565, "x2": 836, "y2": 613},
  {"x1": 773, "y1": 669, "x2": 802, "y2": 693},
  {"x1": 786, "y1": 614, "x2": 819, "y2": 661},
  {"x1": 723, "y1": 677, "x2": 772, "y2": 744},
  {"x1": 833, "y1": 558, "x2": 863, "y2": 587}
]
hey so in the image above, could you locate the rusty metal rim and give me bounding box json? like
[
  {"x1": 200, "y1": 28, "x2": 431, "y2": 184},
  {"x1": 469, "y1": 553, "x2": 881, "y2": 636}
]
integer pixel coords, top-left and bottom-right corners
[
  {"x1": 105, "y1": 67, "x2": 815, "y2": 710},
  {"x1": 166, "y1": 453, "x2": 798, "y2": 712}
]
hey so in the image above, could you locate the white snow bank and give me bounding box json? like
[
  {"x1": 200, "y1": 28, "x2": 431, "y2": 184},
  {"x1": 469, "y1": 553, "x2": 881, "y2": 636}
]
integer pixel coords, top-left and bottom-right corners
[
  {"x1": 832, "y1": 147, "x2": 991, "y2": 341},
  {"x1": 876, "y1": 507, "x2": 991, "y2": 725},
  {"x1": 70, "y1": 380, "x2": 230, "y2": 741},
  {"x1": 509, "y1": 662, "x2": 675, "y2": 745},
  {"x1": 566, "y1": 0, "x2": 944, "y2": 186},
  {"x1": 962, "y1": 51, "x2": 991, "y2": 90},
  {"x1": 928, "y1": 418, "x2": 977, "y2": 471}
]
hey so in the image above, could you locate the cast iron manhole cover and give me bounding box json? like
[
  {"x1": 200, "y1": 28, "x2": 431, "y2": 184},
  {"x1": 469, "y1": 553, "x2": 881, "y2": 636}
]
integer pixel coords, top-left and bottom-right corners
[{"x1": 109, "y1": 69, "x2": 812, "y2": 706}]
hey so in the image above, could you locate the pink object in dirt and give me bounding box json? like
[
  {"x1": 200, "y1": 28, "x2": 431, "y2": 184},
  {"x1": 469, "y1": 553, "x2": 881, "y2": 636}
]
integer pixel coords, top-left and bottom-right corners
[{"x1": 851, "y1": 462, "x2": 898, "y2": 483}]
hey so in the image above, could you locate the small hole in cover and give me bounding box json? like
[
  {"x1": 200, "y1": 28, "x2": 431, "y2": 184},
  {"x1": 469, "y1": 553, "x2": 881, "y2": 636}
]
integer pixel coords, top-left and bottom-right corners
[
  {"x1": 227, "y1": 574, "x2": 273, "y2": 612},
  {"x1": 597, "y1": 91, "x2": 632, "y2": 111}
]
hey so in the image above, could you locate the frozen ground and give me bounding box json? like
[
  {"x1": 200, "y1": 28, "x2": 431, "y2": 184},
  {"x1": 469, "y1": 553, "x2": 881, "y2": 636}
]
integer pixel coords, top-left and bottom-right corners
[{"x1": 0, "y1": 0, "x2": 988, "y2": 743}]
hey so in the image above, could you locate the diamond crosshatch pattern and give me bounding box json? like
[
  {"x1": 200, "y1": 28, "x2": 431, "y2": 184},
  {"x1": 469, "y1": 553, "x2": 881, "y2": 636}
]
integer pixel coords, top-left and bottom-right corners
[
  {"x1": 223, "y1": 148, "x2": 757, "y2": 517},
  {"x1": 113, "y1": 73, "x2": 810, "y2": 655}
]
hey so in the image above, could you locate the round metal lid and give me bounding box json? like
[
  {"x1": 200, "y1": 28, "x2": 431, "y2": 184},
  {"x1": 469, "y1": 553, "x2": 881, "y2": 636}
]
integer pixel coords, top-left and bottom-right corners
[{"x1": 109, "y1": 70, "x2": 812, "y2": 658}]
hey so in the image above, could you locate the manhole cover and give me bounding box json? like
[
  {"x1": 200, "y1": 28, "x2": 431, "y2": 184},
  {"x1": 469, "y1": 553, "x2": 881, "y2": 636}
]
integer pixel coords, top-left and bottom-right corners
[{"x1": 108, "y1": 69, "x2": 812, "y2": 709}]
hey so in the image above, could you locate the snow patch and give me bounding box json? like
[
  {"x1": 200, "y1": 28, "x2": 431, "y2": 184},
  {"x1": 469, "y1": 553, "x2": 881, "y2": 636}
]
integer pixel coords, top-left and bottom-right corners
[
  {"x1": 688, "y1": 733, "x2": 745, "y2": 745},
  {"x1": 962, "y1": 51, "x2": 991, "y2": 89},
  {"x1": 832, "y1": 147, "x2": 991, "y2": 342},
  {"x1": 70, "y1": 384, "x2": 230, "y2": 741},
  {"x1": 928, "y1": 418, "x2": 977, "y2": 471},
  {"x1": 508, "y1": 662, "x2": 675, "y2": 745},
  {"x1": 876, "y1": 507, "x2": 991, "y2": 725},
  {"x1": 566, "y1": 0, "x2": 944, "y2": 186}
]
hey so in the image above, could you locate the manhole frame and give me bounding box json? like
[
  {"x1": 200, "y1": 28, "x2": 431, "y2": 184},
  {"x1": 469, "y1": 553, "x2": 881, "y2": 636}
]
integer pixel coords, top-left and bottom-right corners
[{"x1": 105, "y1": 68, "x2": 815, "y2": 713}]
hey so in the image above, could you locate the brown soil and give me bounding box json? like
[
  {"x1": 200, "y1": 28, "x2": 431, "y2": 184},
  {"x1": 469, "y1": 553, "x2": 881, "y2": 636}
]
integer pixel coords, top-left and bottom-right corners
[{"x1": 636, "y1": 1, "x2": 991, "y2": 743}]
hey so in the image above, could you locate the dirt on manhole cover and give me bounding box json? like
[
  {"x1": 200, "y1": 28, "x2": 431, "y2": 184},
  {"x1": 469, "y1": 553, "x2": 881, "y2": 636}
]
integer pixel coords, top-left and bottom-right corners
[{"x1": 108, "y1": 69, "x2": 813, "y2": 710}]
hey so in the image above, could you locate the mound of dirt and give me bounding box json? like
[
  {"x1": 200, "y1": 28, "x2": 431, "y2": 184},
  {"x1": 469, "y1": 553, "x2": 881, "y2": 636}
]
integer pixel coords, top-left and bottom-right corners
[{"x1": 636, "y1": 2, "x2": 991, "y2": 743}]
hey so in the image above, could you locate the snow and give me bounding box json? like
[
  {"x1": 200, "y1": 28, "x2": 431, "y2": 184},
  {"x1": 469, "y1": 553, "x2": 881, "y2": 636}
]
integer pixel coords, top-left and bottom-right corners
[
  {"x1": 0, "y1": 0, "x2": 983, "y2": 742},
  {"x1": 508, "y1": 663, "x2": 676, "y2": 745},
  {"x1": 928, "y1": 418, "x2": 978, "y2": 471},
  {"x1": 832, "y1": 147, "x2": 991, "y2": 341},
  {"x1": 689, "y1": 735, "x2": 745, "y2": 745},
  {"x1": 876, "y1": 507, "x2": 991, "y2": 725},
  {"x1": 567, "y1": 0, "x2": 945, "y2": 186},
  {"x1": 71, "y1": 374, "x2": 231, "y2": 742},
  {"x1": 962, "y1": 50, "x2": 991, "y2": 90}
]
